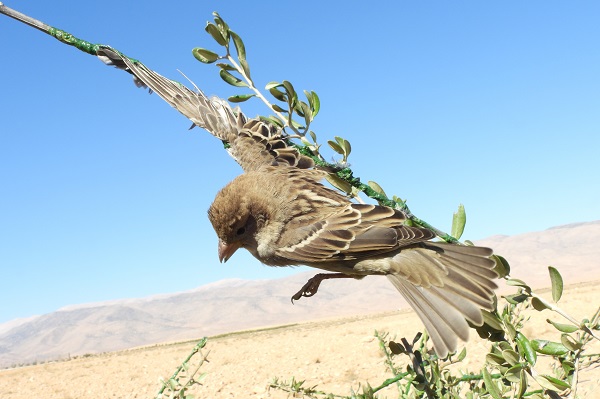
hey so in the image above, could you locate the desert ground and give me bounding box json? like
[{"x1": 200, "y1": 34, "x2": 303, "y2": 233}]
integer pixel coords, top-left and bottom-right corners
[{"x1": 1, "y1": 281, "x2": 599, "y2": 399}]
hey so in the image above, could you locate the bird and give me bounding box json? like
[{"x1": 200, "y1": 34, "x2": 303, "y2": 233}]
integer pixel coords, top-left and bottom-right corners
[
  {"x1": 208, "y1": 166, "x2": 499, "y2": 358},
  {"x1": 95, "y1": 46, "x2": 499, "y2": 358}
]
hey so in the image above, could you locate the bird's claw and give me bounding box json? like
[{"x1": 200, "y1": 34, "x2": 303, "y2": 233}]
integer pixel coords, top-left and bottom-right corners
[{"x1": 290, "y1": 277, "x2": 322, "y2": 303}]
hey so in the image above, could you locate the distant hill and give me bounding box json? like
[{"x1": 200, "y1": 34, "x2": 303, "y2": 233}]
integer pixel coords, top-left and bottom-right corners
[{"x1": 1, "y1": 220, "x2": 599, "y2": 368}]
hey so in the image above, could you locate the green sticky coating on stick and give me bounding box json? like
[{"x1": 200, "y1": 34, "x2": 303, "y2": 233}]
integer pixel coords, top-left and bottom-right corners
[{"x1": 48, "y1": 27, "x2": 99, "y2": 55}]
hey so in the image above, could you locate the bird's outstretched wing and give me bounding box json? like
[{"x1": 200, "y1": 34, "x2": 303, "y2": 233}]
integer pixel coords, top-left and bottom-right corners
[{"x1": 96, "y1": 47, "x2": 313, "y2": 171}]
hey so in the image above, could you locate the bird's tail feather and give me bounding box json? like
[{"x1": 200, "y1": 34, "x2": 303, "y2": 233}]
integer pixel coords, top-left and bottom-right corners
[{"x1": 387, "y1": 243, "x2": 498, "y2": 358}]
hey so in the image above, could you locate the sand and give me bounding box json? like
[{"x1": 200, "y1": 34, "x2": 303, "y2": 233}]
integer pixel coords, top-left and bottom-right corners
[{"x1": 1, "y1": 282, "x2": 599, "y2": 399}]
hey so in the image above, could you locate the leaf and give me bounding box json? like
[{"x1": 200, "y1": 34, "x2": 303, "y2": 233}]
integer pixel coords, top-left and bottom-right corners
[
  {"x1": 531, "y1": 296, "x2": 551, "y2": 311},
  {"x1": 269, "y1": 89, "x2": 287, "y2": 103},
  {"x1": 212, "y1": 12, "x2": 231, "y2": 46},
  {"x1": 548, "y1": 266, "x2": 563, "y2": 302},
  {"x1": 342, "y1": 139, "x2": 351, "y2": 158},
  {"x1": 456, "y1": 347, "x2": 467, "y2": 362},
  {"x1": 560, "y1": 333, "x2": 582, "y2": 351},
  {"x1": 491, "y1": 254, "x2": 510, "y2": 278},
  {"x1": 504, "y1": 363, "x2": 524, "y2": 383},
  {"x1": 239, "y1": 59, "x2": 251, "y2": 80},
  {"x1": 531, "y1": 339, "x2": 569, "y2": 356},
  {"x1": 534, "y1": 375, "x2": 570, "y2": 391},
  {"x1": 216, "y1": 63, "x2": 237, "y2": 71},
  {"x1": 482, "y1": 367, "x2": 503, "y2": 399},
  {"x1": 229, "y1": 30, "x2": 246, "y2": 60},
  {"x1": 506, "y1": 279, "x2": 531, "y2": 293},
  {"x1": 328, "y1": 140, "x2": 344, "y2": 154},
  {"x1": 486, "y1": 352, "x2": 507, "y2": 366},
  {"x1": 504, "y1": 293, "x2": 530, "y2": 305},
  {"x1": 300, "y1": 102, "x2": 312, "y2": 127},
  {"x1": 325, "y1": 174, "x2": 353, "y2": 194},
  {"x1": 546, "y1": 319, "x2": 579, "y2": 333},
  {"x1": 368, "y1": 181, "x2": 387, "y2": 197},
  {"x1": 502, "y1": 349, "x2": 520, "y2": 366},
  {"x1": 271, "y1": 104, "x2": 287, "y2": 113},
  {"x1": 192, "y1": 48, "x2": 219, "y2": 63},
  {"x1": 265, "y1": 81, "x2": 283, "y2": 90},
  {"x1": 516, "y1": 333, "x2": 537, "y2": 366},
  {"x1": 310, "y1": 91, "x2": 320, "y2": 117},
  {"x1": 517, "y1": 369, "x2": 527, "y2": 398},
  {"x1": 219, "y1": 70, "x2": 248, "y2": 87},
  {"x1": 259, "y1": 115, "x2": 284, "y2": 128},
  {"x1": 451, "y1": 204, "x2": 466, "y2": 240},
  {"x1": 205, "y1": 23, "x2": 228, "y2": 47},
  {"x1": 228, "y1": 94, "x2": 255, "y2": 103},
  {"x1": 212, "y1": 12, "x2": 230, "y2": 34},
  {"x1": 282, "y1": 80, "x2": 298, "y2": 106},
  {"x1": 388, "y1": 341, "x2": 405, "y2": 354},
  {"x1": 481, "y1": 310, "x2": 503, "y2": 331}
]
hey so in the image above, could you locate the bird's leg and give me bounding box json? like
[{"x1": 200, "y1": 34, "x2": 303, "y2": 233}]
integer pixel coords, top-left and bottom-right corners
[{"x1": 291, "y1": 273, "x2": 354, "y2": 303}]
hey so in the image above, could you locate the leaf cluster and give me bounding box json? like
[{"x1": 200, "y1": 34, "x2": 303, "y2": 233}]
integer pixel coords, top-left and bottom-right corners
[
  {"x1": 154, "y1": 338, "x2": 209, "y2": 399},
  {"x1": 193, "y1": 12, "x2": 320, "y2": 138}
]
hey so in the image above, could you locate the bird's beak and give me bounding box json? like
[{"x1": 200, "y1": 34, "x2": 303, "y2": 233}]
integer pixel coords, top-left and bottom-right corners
[{"x1": 218, "y1": 240, "x2": 241, "y2": 263}]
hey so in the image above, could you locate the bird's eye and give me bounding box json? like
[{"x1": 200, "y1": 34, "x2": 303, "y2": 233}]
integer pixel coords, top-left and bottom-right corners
[{"x1": 236, "y1": 227, "x2": 246, "y2": 236}]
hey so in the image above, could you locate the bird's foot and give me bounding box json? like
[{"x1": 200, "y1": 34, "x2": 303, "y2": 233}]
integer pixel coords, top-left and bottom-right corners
[{"x1": 290, "y1": 273, "x2": 354, "y2": 303}]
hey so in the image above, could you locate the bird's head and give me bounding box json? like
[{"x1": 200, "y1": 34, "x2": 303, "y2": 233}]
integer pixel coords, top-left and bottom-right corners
[{"x1": 207, "y1": 179, "x2": 268, "y2": 263}]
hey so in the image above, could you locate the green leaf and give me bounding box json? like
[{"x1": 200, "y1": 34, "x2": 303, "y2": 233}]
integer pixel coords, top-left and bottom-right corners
[
  {"x1": 229, "y1": 30, "x2": 246, "y2": 60},
  {"x1": 502, "y1": 349, "x2": 520, "y2": 366},
  {"x1": 310, "y1": 91, "x2": 320, "y2": 117},
  {"x1": 486, "y1": 352, "x2": 507, "y2": 366},
  {"x1": 482, "y1": 368, "x2": 503, "y2": 399},
  {"x1": 212, "y1": 12, "x2": 231, "y2": 46},
  {"x1": 338, "y1": 137, "x2": 351, "y2": 158},
  {"x1": 517, "y1": 369, "x2": 527, "y2": 398},
  {"x1": 456, "y1": 347, "x2": 467, "y2": 362},
  {"x1": 328, "y1": 140, "x2": 344, "y2": 154},
  {"x1": 388, "y1": 341, "x2": 405, "y2": 354},
  {"x1": 265, "y1": 81, "x2": 282, "y2": 90},
  {"x1": 271, "y1": 104, "x2": 287, "y2": 113},
  {"x1": 506, "y1": 278, "x2": 531, "y2": 293},
  {"x1": 548, "y1": 266, "x2": 563, "y2": 302},
  {"x1": 516, "y1": 333, "x2": 537, "y2": 365},
  {"x1": 216, "y1": 63, "x2": 237, "y2": 71},
  {"x1": 212, "y1": 12, "x2": 230, "y2": 34},
  {"x1": 531, "y1": 339, "x2": 569, "y2": 356},
  {"x1": 546, "y1": 319, "x2": 579, "y2": 333},
  {"x1": 504, "y1": 293, "x2": 530, "y2": 305},
  {"x1": 259, "y1": 115, "x2": 284, "y2": 128},
  {"x1": 239, "y1": 59, "x2": 251, "y2": 80},
  {"x1": 451, "y1": 204, "x2": 466, "y2": 240},
  {"x1": 367, "y1": 181, "x2": 387, "y2": 197},
  {"x1": 192, "y1": 47, "x2": 219, "y2": 63},
  {"x1": 205, "y1": 23, "x2": 228, "y2": 47},
  {"x1": 325, "y1": 174, "x2": 353, "y2": 194},
  {"x1": 481, "y1": 310, "x2": 503, "y2": 331},
  {"x1": 282, "y1": 80, "x2": 298, "y2": 106},
  {"x1": 504, "y1": 363, "x2": 524, "y2": 383},
  {"x1": 560, "y1": 333, "x2": 582, "y2": 351},
  {"x1": 269, "y1": 87, "x2": 287, "y2": 102},
  {"x1": 531, "y1": 296, "x2": 551, "y2": 311},
  {"x1": 534, "y1": 375, "x2": 570, "y2": 391},
  {"x1": 491, "y1": 254, "x2": 510, "y2": 278},
  {"x1": 228, "y1": 94, "x2": 255, "y2": 103},
  {"x1": 219, "y1": 70, "x2": 248, "y2": 87}
]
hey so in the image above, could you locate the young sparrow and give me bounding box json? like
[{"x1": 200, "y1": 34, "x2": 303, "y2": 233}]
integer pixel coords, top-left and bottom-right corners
[{"x1": 208, "y1": 166, "x2": 498, "y2": 357}]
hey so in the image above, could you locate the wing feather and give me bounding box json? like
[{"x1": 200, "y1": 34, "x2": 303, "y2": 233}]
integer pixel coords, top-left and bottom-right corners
[{"x1": 96, "y1": 47, "x2": 313, "y2": 172}]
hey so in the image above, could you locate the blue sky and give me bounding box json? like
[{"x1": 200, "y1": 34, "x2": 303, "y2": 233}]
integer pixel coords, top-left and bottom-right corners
[{"x1": 1, "y1": 1, "x2": 599, "y2": 324}]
